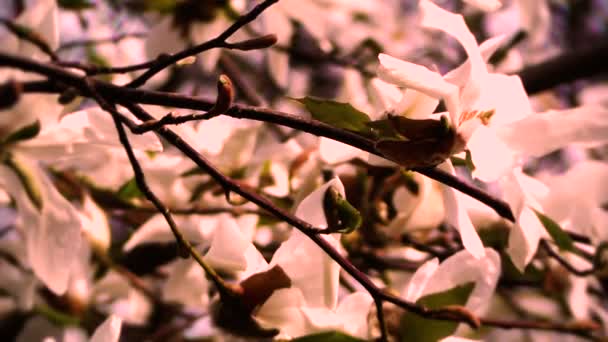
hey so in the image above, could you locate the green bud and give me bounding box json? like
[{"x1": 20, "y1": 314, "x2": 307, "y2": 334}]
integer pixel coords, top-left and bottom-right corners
[{"x1": 323, "y1": 186, "x2": 362, "y2": 234}]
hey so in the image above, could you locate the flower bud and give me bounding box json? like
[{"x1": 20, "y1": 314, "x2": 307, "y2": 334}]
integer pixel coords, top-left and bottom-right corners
[{"x1": 229, "y1": 34, "x2": 278, "y2": 51}]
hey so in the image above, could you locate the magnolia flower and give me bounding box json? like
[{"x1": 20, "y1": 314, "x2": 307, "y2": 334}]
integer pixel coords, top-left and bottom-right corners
[
  {"x1": 253, "y1": 177, "x2": 373, "y2": 339},
  {"x1": 374, "y1": 0, "x2": 607, "y2": 267},
  {"x1": 386, "y1": 172, "x2": 445, "y2": 236},
  {"x1": 0, "y1": 104, "x2": 162, "y2": 295},
  {"x1": 377, "y1": 1, "x2": 524, "y2": 149},
  {"x1": 401, "y1": 248, "x2": 501, "y2": 315}
]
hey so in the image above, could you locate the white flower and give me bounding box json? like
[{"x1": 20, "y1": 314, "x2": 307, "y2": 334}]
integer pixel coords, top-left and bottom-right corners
[
  {"x1": 250, "y1": 178, "x2": 373, "y2": 339},
  {"x1": 0, "y1": 155, "x2": 82, "y2": 295},
  {"x1": 402, "y1": 248, "x2": 501, "y2": 315}
]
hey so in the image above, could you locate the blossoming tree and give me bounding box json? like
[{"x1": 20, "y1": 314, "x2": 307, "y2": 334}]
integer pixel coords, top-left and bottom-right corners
[{"x1": 0, "y1": 0, "x2": 607, "y2": 341}]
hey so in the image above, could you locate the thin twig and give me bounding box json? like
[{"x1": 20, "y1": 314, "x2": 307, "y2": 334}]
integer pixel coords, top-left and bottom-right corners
[
  {"x1": 82, "y1": 78, "x2": 235, "y2": 298},
  {"x1": 1, "y1": 53, "x2": 515, "y2": 222},
  {"x1": 122, "y1": 103, "x2": 484, "y2": 330},
  {"x1": 126, "y1": 0, "x2": 280, "y2": 88},
  {"x1": 541, "y1": 240, "x2": 606, "y2": 277},
  {"x1": 0, "y1": 52, "x2": 600, "y2": 339},
  {"x1": 0, "y1": 17, "x2": 58, "y2": 60}
]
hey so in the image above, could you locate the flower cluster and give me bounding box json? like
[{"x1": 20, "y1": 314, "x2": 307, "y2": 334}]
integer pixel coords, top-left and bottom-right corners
[{"x1": 0, "y1": 0, "x2": 607, "y2": 341}]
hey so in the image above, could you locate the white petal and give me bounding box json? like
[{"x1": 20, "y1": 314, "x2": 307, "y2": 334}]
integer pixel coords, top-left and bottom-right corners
[
  {"x1": 79, "y1": 195, "x2": 111, "y2": 252},
  {"x1": 319, "y1": 138, "x2": 365, "y2": 164},
  {"x1": 335, "y1": 292, "x2": 374, "y2": 339},
  {"x1": 295, "y1": 177, "x2": 345, "y2": 229},
  {"x1": 393, "y1": 89, "x2": 439, "y2": 120},
  {"x1": 468, "y1": 125, "x2": 517, "y2": 182},
  {"x1": 444, "y1": 35, "x2": 509, "y2": 87},
  {"x1": 270, "y1": 229, "x2": 340, "y2": 309},
  {"x1": 566, "y1": 255, "x2": 590, "y2": 319},
  {"x1": 377, "y1": 53, "x2": 458, "y2": 102},
  {"x1": 402, "y1": 258, "x2": 439, "y2": 302},
  {"x1": 338, "y1": 69, "x2": 374, "y2": 115},
  {"x1": 501, "y1": 171, "x2": 547, "y2": 271},
  {"x1": 204, "y1": 215, "x2": 250, "y2": 272},
  {"x1": 419, "y1": 0, "x2": 487, "y2": 81},
  {"x1": 163, "y1": 259, "x2": 209, "y2": 308},
  {"x1": 123, "y1": 214, "x2": 218, "y2": 251},
  {"x1": 90, "y1": 315, "x2": 122, "y2": 342},
  {"x1": 193, "y1": 116, "x2": 239, "y2": 155},
  {"x1": 368, "y1": 78, "x2": 403, "y2": 118},
  {"x1": 438, "y1": 161, "x2": 486, "y2": 259},
  {"x1": 506, "y1": 207, "x2": 543, "y2": 272},
  {"x1": 422, "y1": 248, "x2": 501, "y2": 314},
  {"x1": 300, "y1": 306, "x2": 342, "y2": 332},
  {"x1": 0, "y1": 157, "x2": 82, "y2": 295},
  {"x1": 254, "y1": 288, "x2": 310, "y2": 339},
  {"x1": 499, "y1": 106, "x2": 608, "y2": 157}
]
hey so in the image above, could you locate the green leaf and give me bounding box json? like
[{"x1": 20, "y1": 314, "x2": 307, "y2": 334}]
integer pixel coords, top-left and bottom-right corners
[
  {"x1": 116, "y1": 178, "x2": 143, "y2": 201},
  {"x1": 532, "y1": 209, "x2": 574, "y2": 252},
  {"x1": 58, "y1": 0, "x2": 96, "y2": 9},
  {"x1": 323, "y1": 186, "x2": 362, "y2": 234},
  {"x1": 292, "y1": 331, "x2": 365, "y2": 342},
  {"x1": 3, "y1": 120, "x2": 41, "y2": 145},
  {"x1": 400, "y1": 282, "x2": 475, "y2": 342},
  {"x1": 293, "y1": 97, "x2": 372, "y2": 135}
]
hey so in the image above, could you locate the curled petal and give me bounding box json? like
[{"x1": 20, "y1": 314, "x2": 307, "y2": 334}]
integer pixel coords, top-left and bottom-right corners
[
  {"x1": 438, "y1": 161, "x2": 486, "y2": 259},
  {"x1": 402, "y1": 258, "x2": 439, "y2": 302},
  {"x1": 499, "y1": 106, "x2": 608, "y2": 157},
  {"x1": 204, "y1": 215, "x2": 250, "y2": 273},
  {"x1": 419, "y1": 0, "x2": 487, "y2": 82},
  {"x1": 0, "y1": 157, "x2": 82, "y2": 295},
  {"x1": 378, "y1": 54, "x2": 458, "y2": 103},
  {"x1": 295, "y1": 177, "x2": 345, "y2": 229},
  {"x1": 270, "y1": 229, "x2": 340, "y2": 309},
  {"x1": 254, "y1": 288, "x2": 310, "y2": 339},
  {"x1": 507, "y1": 207, "x2": 543, "y2": 272}
]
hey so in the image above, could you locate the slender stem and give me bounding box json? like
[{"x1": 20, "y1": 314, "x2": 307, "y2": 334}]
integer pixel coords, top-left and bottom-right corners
[
  {"x1": 1, "y1": 52, "x2": 515, "y2": 222},
  {"x1": 126, "y1": 0, "x2": 279, "y2": 88},
  {"x1": 82, "y1": 78, "x2": 234, "y2": 298},
  {"x1": 0, "y1": 51, "x2": 600, "y2": 339},
  {"x1": 541, "y1": 240, "x2": 605, "y2": 277}
]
